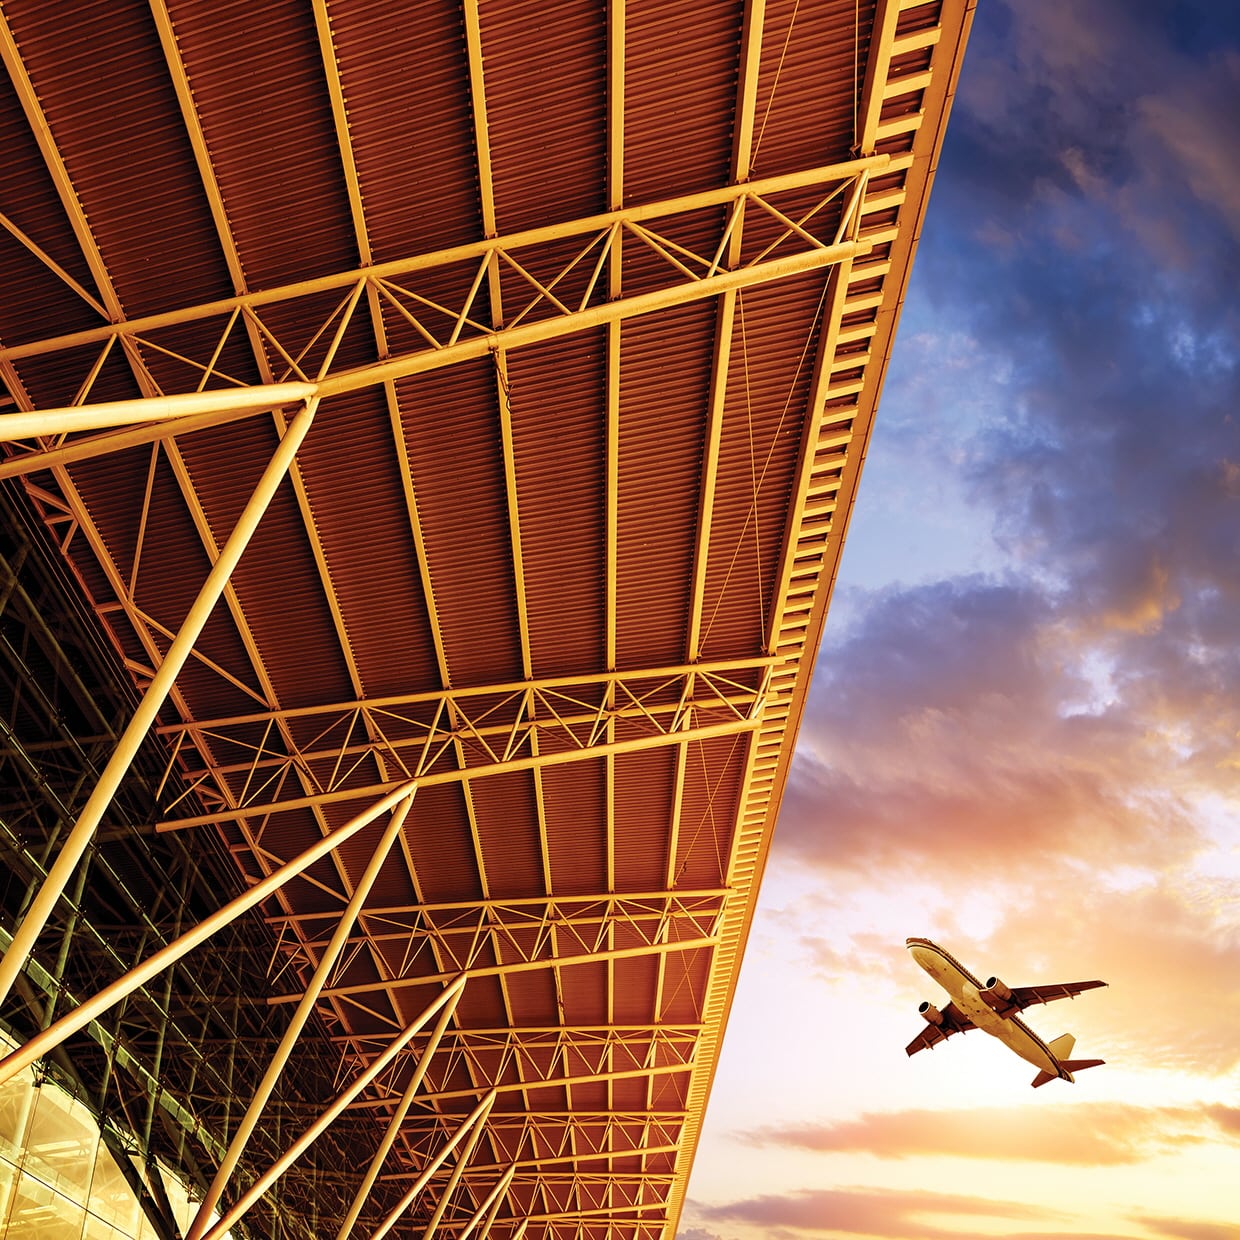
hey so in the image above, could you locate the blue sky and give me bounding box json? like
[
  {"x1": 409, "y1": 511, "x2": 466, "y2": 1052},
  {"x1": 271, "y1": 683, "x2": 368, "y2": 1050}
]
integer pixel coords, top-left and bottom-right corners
[{"x1": 682, "y1": 3, "x2": 1240, "y2": 1237}]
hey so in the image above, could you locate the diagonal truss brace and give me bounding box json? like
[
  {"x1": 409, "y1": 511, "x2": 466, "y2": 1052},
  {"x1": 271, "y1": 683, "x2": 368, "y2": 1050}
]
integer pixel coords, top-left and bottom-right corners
[
  {"x1": 0, "y1": 394, "x2": 319, "y2": 1014},
  {"x1": 156, "y1": 658, "x2": 776, "y2": 829},
  {"x1": 0, "y1": 157, "x2": 887, "y2": 410}
]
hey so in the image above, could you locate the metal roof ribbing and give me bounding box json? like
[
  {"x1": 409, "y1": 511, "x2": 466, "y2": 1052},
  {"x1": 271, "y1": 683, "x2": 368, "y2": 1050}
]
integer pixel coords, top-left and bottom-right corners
[{"x1": 0, "y1": 2, "x2": 974, "y2": 1238}]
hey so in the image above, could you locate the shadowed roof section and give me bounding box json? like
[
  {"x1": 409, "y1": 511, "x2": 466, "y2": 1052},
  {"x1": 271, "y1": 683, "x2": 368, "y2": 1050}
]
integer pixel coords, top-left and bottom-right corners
[{"x1": 0, "y1": 1, "x2": 973, "y2": 1238}]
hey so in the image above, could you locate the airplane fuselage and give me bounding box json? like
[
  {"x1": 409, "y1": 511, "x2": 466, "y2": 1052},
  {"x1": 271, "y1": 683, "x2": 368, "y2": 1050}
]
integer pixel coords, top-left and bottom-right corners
[{"x1": 906, "y1": 937, "x2": 1070, "y2": 1082}]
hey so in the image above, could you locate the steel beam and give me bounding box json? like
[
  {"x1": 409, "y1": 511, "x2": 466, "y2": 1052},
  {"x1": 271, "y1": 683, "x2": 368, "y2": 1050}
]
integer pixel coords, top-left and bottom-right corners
[
  {"x1": 335, "y1": 986, "x2": 463, "y2": 1240},
  {"x1": 0, "y1": 157, "x2": 888, "y2": 370},
  {"x1": 0, "y1": 778, "x2": 418, "y2": 1088},
  {"x1": 157, "y1": 710, "x2": 765, "y2": 831},
  {"x1": 271, "y1": 934, "x2": 716, "y2": 1006},
  {"x1": 193, "y1": 977, "x2": 467, "y2": 1240},
  {"x1": 0, "y1": 383, "x2": 316, "y2": 445},
  {"x1": 186, "y1": 791, "x2": 417, "y2": 1237},
  {"x1": 0, "y1": 397, "x2": 318, "y2": 1013},
  {"x1": 368, "y1": 1091, "x2": 498, "y2": 1240}
]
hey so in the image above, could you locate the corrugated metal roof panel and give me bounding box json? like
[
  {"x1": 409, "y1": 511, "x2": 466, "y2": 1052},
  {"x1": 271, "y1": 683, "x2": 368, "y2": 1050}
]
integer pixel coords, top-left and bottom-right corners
[
  {"x1": 507, "y1": 330, "x2": 607, "y2": 679},
  {"x1": 397, "y1": 360, "x2": 525, "y2": 687},
  {"x1": 331, "y1": 0, "x2": 481, "y2": 260},
  {"x1": 615, "y1": 303, "x2": 713, "y2": 669},
  {"x1": 171, "y1": 0, "x2": 359, "y2": 290},
  {"x1": 482, "y1": 0, "x2": 608, "y2": 234},
  {"x1": 623, "y1": 0, "x2": 741, "y2": 205},
  {"x1": 3, "y1": 0, "x2": 232, "y2": 317}
]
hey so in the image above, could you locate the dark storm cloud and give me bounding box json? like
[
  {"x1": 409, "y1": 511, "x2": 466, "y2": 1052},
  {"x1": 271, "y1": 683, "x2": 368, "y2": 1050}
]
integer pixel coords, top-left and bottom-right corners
[
  {"x1": 696, "y1": 1186, "x2": 1057, "y2": 1238},
  {"x1": 743, "y1": 1102, "x2": 1240, "y2": 1165},
  {"x1": 928, "y1": 0, "x2": 1240, "y2": 630}
]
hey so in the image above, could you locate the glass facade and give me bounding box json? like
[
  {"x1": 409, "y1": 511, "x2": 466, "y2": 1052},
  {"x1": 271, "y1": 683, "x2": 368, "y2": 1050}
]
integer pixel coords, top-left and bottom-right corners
[{"x1": 0, "y1": 1034, "x2": 230, "y2": 1239}]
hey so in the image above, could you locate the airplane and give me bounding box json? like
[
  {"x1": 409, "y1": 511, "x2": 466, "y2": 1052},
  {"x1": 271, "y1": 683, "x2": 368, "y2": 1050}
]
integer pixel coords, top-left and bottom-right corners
[{"x1": 905, "y1": 937, "x2": 1107, "y2": 1088}]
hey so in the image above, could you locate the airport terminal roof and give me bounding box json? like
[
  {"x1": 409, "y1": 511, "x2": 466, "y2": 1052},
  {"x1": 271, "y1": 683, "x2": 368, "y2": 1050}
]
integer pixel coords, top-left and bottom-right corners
[{"x1": 0, "y1": 1, "x2": 973, "y2": 1237}]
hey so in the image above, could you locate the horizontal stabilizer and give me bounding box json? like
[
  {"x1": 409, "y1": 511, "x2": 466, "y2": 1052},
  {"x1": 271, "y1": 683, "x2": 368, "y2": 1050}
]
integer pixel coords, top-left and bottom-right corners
[
  {"x1": 1062, "y1": 1058, "x2": 1105, "y2": 1074},
  {"x1": 1031, "y1": 1057, "x2": 1105, "y2": 1088}
]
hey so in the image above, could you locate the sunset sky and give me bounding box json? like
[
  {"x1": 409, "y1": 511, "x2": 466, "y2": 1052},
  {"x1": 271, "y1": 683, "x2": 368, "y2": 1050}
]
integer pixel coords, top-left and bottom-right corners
[{"x1": 680, "y1": 3, "x2": 1240, "y2": 1238}]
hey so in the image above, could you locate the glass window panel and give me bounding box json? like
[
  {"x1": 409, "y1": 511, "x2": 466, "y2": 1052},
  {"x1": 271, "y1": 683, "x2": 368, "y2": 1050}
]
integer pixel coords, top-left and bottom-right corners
[
  {"x1": 87, "y1": 1140, "x2": 141, "y2": 1236},
  {"x1": 6, "y1": 1169, "x2": 87, "y2": 1240},
  {"x1": 160, "y1": 1168, "x2": 193, "y2": 1232},
  {"x1": 84, "y1": 1214, "x2": 123, "y2": 1240},
  {"x1": 0, "y1": 1158, "x2": 17, "y2": 1230},
  {"x1": 0, "y1": 1066, "x2": 35, "y2": 1162},
  {"x1": 23, "y1": 1083, "x2": 99, "y2": 1199}
]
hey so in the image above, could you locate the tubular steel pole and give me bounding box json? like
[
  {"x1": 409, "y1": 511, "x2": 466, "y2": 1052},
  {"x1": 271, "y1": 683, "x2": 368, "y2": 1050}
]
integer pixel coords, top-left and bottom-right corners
[
  {"x1": 335, "y1": 981, "x2": 465, "y2": 1240},
  {"x1": 200, "y1": 975, "x2": 467, "y2": 1240},
  {"x1": 0, "y1": 382, "x2": 317, "y2": 442},
  {"x1": 0, "y1": 397, "x2": 319, "y2": 1013},
  {"x1": 417, "y1": 1091, "x2": 497, "y2": 1240},
  {"x1": 186, "y1": 790, "x2": 418, "y2": 1240},
  {"x1": 455, "y1": 1164, "x2": 516, "y2": 1240},
  {"x1": 368, "y1": 1090, "x2": 498, "y2": 1240},
  {"x1": 0, "y1": 777, "x2": 418, "y2": 1090}
]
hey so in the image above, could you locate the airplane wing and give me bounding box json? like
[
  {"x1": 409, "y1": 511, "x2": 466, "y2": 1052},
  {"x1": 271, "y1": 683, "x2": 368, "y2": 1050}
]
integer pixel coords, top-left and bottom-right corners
[
  {"x1": 1011, "y1": 980, "x2": 1106, "y2": 1009},
  {"x1": 904, "y1": 1001, "x2": 977, "y2": 1056}
]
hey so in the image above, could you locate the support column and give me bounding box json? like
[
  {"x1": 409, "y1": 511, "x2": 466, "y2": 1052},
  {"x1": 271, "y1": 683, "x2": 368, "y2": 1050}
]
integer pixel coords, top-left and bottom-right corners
[
  {"x1": 186, "y1": 789, "x2": 418, "y2": 1240},
  {"x1": 0, "y1": 777, "x2": 418, "y2": 1088},
  {"x1": 0, "y1": 396, "x2": 317, "y2": 1011},
  {"x1": 369, "y1": 1090, "x2": 498, "y2": 1240}
]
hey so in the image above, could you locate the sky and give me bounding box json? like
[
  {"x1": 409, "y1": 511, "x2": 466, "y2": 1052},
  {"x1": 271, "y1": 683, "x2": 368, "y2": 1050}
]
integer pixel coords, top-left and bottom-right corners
[{"x1": 680, "y1": 3, "x2": 1240, "y2": 1239}]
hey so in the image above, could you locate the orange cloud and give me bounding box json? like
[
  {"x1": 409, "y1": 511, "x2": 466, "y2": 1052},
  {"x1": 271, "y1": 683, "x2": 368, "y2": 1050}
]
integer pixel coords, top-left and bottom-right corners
[
  {"x1": 1135, "y1": 1221, "x2": 1240, "y2": 1240},
  {"x1": 695, "y1": 1185, "x2": 1058, "y2": 1238},
  {"x1": 778, "y1": 580, "x2": 1211, "y2": 886},
  {"x1": 744, "y1": 1103, "x2": 1240, "y2": 1165},
  {"x1": 984, "y1": 886, "x2": 1240, "y2": 1073}
]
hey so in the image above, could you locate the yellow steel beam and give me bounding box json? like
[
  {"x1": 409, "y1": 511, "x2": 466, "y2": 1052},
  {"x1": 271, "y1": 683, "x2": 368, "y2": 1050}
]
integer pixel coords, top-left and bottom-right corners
[
  {"x1": 354, "y1": 1060, "x2": 695, "y2": 1108},
  {"x1": 0, "y1": 10, "x2": 118, "y2": 320},
  {"x1": 158, "y1": 655, "x2": 775, "y2": 734},
  {"x1": 157, "y1": 712, "x2": 763, "y2": 831},
  {"x1": 277, "y1": 935, "x2": 715, "y2": 1006},
  {"x1": 857, "y1": 0, "x2": 902, "y2": 154},
  {"x1": 0, "y1": 157, "x2": 888, "y2": 366}
]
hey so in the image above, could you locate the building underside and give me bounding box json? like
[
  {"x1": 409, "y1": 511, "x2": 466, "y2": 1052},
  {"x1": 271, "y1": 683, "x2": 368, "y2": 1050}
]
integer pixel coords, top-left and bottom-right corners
[{"x1": 0, "y1": 2, "x2": 973, "y2": 1238}]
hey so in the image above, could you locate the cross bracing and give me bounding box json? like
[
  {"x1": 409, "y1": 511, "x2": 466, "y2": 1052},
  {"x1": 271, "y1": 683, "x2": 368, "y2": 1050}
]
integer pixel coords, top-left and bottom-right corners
[{"x1": 0, "y1": 1, "x2": 974, "y2": 1239}]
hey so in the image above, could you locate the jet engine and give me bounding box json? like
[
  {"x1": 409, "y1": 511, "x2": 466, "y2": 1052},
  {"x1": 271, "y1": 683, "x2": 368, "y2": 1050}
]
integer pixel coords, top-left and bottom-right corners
[
  {"x1": 918, "y1": 1000, "x2": 944, "y2": 1026},
  {"x1": 979, "y1": 976, "x2": 1015, "y2": 1014}
]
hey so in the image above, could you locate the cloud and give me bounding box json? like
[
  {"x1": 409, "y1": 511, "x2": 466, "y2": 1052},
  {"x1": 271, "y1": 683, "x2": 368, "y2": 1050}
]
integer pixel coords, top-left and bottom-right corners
[
  {"x1": 1135, "y1": 1221, "x2": 1240, "y2": 1240},
  {"x1": 780, "y1": 576, "x2": 1205, "y2": 884},
  {"x1": 696, "y1": 1186, "x2": 1057, "y2": 1239},
  {"x1": 744, "y1": 1103, "x2": 1240, "y2": 1165},
  {"x1": 982, "y1": 887, "x2": 1240, "y2": 1073},
  {"x1": 678, "y1": 1228, "x2": 739, "y2": 1240}
]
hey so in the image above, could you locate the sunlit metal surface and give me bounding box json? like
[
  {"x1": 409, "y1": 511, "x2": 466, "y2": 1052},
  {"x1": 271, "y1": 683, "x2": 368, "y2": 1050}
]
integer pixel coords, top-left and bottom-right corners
[{"x1": 0, "y1": 1, "x2": 974, "y2": 1237}]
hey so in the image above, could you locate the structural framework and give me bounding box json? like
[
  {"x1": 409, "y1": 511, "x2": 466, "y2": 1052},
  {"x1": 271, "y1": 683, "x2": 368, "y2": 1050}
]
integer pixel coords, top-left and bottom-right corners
[{"x1": 0, "y1": 1, "x2": 973, "y2": 1238}]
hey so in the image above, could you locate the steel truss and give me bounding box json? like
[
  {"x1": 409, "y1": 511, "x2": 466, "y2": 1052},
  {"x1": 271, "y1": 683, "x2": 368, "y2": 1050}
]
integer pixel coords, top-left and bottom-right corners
[
  {"x1": 0, "y1": 158, "x2": 883, "y2": 423},
  {"x1": 155, "y1": 660, "x2": 774, "y2": 831},
  {"x1": 0, "y1": 486, "x2": 357, "y2": 1240},
  {"x1": 0, "y1": 177, "x2": 879, "y2": 1240},
  {"x1": 0, "y1": 1, "x2": 970, "y2": 1237}
]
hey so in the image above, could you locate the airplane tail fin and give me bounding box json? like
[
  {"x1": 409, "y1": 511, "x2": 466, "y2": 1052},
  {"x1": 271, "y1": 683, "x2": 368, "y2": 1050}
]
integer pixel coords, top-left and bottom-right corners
[
  {"x1": 1031, "y1": 1032, "x2": 1105, "y2": 1087},
  {"x1": 1047, "y1": 1032, "x2": 1075, "y2": 1059},
  {"x1": 1032, "y1": 1057, "x2": 1106, "y2": 1087}
]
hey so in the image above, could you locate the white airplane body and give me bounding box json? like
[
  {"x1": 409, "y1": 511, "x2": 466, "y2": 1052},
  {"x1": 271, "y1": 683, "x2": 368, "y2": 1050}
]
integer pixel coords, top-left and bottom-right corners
[{"x1": 905, "y1": 938, "x2": 1106, "y2": 1087}]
